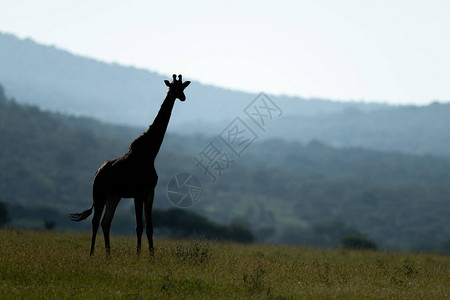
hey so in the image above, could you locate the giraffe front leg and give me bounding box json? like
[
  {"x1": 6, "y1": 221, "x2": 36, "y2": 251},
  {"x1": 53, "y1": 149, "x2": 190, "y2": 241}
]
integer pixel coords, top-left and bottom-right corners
[
  {"x1": 144, "y1": 191, "x2": 155, "y2": 255},
  {"x1": 134, "y1": 198, "x2": 144, "y2": 255}
]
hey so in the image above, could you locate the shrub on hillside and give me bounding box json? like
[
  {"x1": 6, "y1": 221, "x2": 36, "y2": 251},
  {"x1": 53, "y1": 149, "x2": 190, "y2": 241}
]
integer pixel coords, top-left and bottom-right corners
[
  {"x1": 0, "y1": 201, "x2": 11, "y2": 227},
  {"x1": 341, "y1": 235, "x2": 378, "y2": 250}
]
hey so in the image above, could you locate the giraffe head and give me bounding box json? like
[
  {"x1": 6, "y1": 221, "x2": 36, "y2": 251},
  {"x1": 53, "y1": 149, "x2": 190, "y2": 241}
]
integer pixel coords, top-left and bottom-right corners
[{"x1": 164, "y1": 74, "x2": 191, "y2": 101}]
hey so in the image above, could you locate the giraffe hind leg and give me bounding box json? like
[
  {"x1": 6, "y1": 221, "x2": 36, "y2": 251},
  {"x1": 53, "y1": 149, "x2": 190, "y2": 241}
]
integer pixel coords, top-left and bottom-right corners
[
  {"x1": 101, "y1": 196, "x2": 121, "y2": 255},
  {"x1": 90, "y1": 201, "x2": 104, "y2": 256}
]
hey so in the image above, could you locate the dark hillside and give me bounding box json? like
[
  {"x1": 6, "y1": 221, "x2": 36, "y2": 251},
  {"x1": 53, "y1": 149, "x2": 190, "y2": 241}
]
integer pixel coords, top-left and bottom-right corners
[
  {"x1": 1, "y1": 84, "x2": 449, "y2": 251},
  {"x1": 0, "y1": 98, "x2": 127, "y2": 210}
]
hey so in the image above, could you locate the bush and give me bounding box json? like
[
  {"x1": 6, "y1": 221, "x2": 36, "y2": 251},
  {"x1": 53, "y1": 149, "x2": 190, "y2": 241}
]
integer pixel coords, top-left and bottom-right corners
[
  {"x1": 0, "y1": 84, "x2": 6, "y2": 102},
  {"x1": 153, "y1": 208, "x2": 255, "y2": 243},
  {"x1": 340, "y1": 235, "x2": 378, "y2": 250},
  {"x1": 0, "y1": 201, "x2": 11, "y2": 227}
]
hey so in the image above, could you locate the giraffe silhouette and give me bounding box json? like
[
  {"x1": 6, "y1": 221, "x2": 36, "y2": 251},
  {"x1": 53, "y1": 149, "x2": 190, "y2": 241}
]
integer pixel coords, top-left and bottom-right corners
[{"x1": 70, "y1": 74, "x2": 190, "y2": 255}]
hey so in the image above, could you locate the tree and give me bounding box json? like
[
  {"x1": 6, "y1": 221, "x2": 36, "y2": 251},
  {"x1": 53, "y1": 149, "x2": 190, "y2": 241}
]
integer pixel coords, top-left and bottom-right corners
[
  {"x1": 44, "y1": 219, "x2": 56, "y2": 231},
  {"x1": 0, "y1": 201, "x2": 11, "y2": 227},
  {"x1": 0, "y1": 84, "x2": 6, "y2": 102}
]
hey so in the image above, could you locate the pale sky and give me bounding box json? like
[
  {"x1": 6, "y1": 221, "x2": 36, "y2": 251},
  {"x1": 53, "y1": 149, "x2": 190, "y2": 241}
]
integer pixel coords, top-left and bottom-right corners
[{"x1": 1, "y1": 0, "x2": 449, "y2": 105}]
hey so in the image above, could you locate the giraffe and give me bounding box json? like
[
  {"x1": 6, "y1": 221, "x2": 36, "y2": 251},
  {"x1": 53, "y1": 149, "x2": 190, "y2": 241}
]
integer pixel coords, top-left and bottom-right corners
[{"x1": 70, "y1": 74, "x2": 190, "y2": 255}]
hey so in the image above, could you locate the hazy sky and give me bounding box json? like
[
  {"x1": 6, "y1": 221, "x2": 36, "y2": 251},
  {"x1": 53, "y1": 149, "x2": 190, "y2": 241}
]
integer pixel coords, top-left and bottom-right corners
[{"x1": 1, "y1": 0, "x2": 449, "y2": 104}]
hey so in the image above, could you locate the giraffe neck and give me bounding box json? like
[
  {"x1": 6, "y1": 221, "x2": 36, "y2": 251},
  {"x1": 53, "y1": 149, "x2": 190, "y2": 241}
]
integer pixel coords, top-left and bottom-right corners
[
  {"x1": 139, "y1": 93, "x2": 176, "y2": 159},
  {"x1": 150, "y1": 92, "x2": 176, "y2": 131}
]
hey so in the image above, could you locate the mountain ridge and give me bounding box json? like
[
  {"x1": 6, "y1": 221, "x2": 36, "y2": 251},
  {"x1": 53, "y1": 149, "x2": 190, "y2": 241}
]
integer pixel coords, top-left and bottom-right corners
[{"x1": 0, "y1": 32, "x2": 389, "y2": 126}]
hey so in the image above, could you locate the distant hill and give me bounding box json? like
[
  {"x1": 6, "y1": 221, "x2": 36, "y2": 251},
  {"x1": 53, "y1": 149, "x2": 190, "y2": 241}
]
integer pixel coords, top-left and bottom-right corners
[
  {"x1": 266, "y1": 102, "x2": 450, "y2": 156},
  {"x1": 0, "y1": 33, "x2": 386, "y2": 127},
  {"x1": 2, "y1": 33, "x2": 450, "y2": 156}
]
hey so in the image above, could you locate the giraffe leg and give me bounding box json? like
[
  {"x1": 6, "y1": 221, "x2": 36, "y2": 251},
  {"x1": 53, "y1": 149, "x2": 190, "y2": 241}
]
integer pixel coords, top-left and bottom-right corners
[
  {"x1": 90, "y1": 200, "x2": 105, "y2": 256},
  {"x1": 101, "y1": 196, "x2": 120, "y2": 255},
  {"x1": 134, "y1": 198, "x2": 144, "y2": 255},
  {"x1": 144, "y1": 191, "x2": 155, "y2": 255}
]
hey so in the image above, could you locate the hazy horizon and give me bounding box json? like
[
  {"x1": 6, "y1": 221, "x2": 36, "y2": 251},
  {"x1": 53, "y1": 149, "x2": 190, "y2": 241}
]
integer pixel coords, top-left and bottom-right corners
[{"x1": 1, "y1": 0, "x2": 449, "y2": 105}]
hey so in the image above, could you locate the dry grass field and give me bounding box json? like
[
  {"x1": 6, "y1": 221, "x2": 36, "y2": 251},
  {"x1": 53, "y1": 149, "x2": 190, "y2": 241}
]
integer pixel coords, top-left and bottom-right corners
[{"x1": 0, "y1": 229, "x2": 449, "y2": 299}]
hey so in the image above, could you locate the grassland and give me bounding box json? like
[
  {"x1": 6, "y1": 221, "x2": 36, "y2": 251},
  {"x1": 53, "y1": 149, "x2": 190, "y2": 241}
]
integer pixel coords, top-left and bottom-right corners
[{"x1": 0, "y1": 229, "x2": 449, "y2": 299}]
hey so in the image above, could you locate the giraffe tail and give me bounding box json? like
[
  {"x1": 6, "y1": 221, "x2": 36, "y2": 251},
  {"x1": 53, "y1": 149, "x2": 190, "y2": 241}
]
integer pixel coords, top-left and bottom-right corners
[{"x1": 69, "y1": 205, "x2": 94, "y2": 222}]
